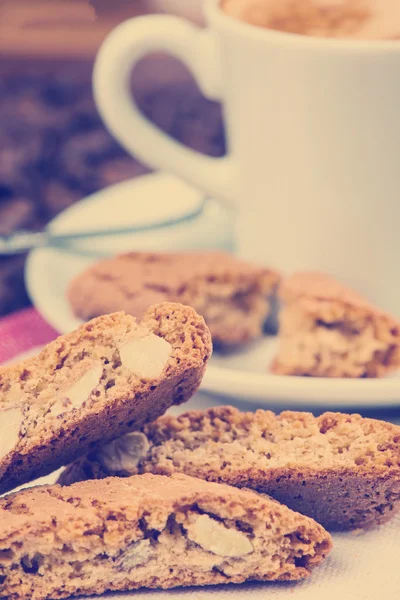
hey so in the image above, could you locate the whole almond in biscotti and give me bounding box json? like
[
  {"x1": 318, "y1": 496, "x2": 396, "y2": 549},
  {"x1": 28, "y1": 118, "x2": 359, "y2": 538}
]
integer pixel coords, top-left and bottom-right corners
[
  {"x1": 59, "y1": 406, "x2": 400, "y2": 531},
  {"x1": 0, "y1": 302, "x2": 211, "y2": 495},
  {"x1": 67, "y1": 251, "x2": 280, "y2": 348},
  {"x1": 272, "y1": 271, "x2": 400, "y2": 377},
  {"x1": 0, "y1": 473, "x2": 332, "y2": 600}
]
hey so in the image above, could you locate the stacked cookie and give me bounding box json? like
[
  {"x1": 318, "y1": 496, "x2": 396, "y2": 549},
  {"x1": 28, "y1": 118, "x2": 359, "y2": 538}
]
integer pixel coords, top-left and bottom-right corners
[
  {"x1": 0, "y1": 301, "x2": 399, "y2": 600},
  {"x1": 2, "y1": 474, "x2": 332, "y2": 599},
  {"x1": 0, "y1": 302, "x2": 212, "y2": 495},
  {"x1": 60, "y1": 406, "x2": 400, "y2": 531}
]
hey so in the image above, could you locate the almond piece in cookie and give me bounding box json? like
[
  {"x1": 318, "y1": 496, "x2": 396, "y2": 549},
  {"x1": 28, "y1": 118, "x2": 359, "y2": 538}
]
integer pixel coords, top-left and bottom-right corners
[
  {"x1": 272, "y1": 272, "x2": 400, "y2": 377},
  {"x1": 67, "y1": 251, "x2": 280, "y2": 348},
  {"x1": 0, "y1": 407, "x2": 23, "y2": 461},
  {"x1": 59, "y1": 406, "x2": 400, "y2": 531},
  {"x1": 0, "y1": 473, "x2": 332, "y2": 600},
  {"x1": 0, "y1": 302, "x2": 211, "y2": 495}
]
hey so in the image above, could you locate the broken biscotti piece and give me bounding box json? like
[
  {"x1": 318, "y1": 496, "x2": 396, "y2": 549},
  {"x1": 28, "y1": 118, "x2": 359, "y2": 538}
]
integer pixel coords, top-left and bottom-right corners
[
  {"x1": 0, "y1": 302, "x2": 211, "y2": 496},
  {"x1": 59, "y1": 407, "x2": 400, "y2": 531},
  {"x1": 272, "y1": 272, "x2": 400, "y2": 377},
  {"x1": 0, "y1": 473, "x2": 332, "y2": 600},
  {"x1": 67, "y1": 251, "x2": 280, "y2": 348}
]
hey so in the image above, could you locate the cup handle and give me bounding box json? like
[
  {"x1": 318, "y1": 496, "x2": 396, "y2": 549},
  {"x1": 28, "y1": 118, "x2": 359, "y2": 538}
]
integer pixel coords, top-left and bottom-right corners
[{"x1": 93, "y1": 15, "x2": 238, "y2": 201}]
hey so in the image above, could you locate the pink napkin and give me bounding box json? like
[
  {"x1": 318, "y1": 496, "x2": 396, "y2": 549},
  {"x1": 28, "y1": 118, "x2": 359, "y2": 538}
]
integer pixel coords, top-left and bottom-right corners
[{"x1": 0, "y1": 308, "x2": 58, "y2": 364}]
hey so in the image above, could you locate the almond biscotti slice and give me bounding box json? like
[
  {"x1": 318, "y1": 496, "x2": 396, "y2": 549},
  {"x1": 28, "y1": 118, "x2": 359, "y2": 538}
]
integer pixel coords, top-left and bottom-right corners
[
  {"x1": 68, "y1": 251, "x2": 280, "y2": 348},
  {"x1": 59, "y1": 407, "x2": 400, "y2": 531},
  {"x1": 272, "y1": 272, "x2": 400, "y2": 377},
  {"x1": 0, "y1": 473, "x2": 332, "y2": 600},
  {"x1": 0, "y1": 302, "x2": 211, "y2": 495}
]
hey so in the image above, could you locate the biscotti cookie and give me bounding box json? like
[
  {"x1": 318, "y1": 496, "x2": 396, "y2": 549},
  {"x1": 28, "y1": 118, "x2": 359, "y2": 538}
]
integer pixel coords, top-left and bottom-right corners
[
  {"x1": 0, "y1": 302, "x2": 211, "y2": 495},
  {"x1": 68, "y1": 251, "x2": 280, "y2": 348},
  {"x1": 0, "y1": 473, "x2": 332, "y2": 600},
  {"x1": 59, "y1": 406, "x2": 400, "y2": 531},
  {"x1": 272, "y1": 272, "x2": 400, "y2": 377}
]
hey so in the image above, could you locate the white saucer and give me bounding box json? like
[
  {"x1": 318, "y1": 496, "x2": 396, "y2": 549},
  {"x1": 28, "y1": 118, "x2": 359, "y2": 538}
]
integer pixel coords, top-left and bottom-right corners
[
  {"x1": 203, "y1": 337, "x2": 400, "y2": 407},
  {"x1": 26, "y1": 173, "x2": 400, "y2": 409}
]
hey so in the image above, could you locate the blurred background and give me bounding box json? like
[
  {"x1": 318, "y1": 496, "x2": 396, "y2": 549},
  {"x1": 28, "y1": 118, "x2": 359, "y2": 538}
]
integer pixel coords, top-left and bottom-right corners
[{"x1": 0, "y1": 0, "x2": 225, "y2": 315}]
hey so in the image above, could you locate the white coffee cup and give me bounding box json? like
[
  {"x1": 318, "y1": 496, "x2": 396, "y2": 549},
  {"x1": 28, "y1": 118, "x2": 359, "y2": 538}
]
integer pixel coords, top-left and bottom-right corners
[{"x1": 93, "y1": 0, "x2": 400, "y2": 317}]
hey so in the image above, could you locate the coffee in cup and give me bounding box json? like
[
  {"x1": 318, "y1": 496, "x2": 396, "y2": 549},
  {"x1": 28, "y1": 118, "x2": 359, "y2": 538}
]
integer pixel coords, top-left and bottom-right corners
[{"x1": 221, "y1": 0, "x2": 400, "y2": 40}]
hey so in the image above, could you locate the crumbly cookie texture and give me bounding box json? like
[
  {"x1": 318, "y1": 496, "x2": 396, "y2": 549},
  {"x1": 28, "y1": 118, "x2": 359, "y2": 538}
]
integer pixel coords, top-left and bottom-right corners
[
  {"x1": 0, "y1": 473, "x2": 332, "y2": 600},
  {"x1": 0, "y1": 302, "x2": 211, "y2": 495},
  {"x1": 272, "y1": 272, "x2": 400, "y2": 377},
  {"x1": 59, "y1": 406, "x2": 400, "y2": 531},
  {"x1": 67, "y1": 251, "x2": 280, "y2": 348}
]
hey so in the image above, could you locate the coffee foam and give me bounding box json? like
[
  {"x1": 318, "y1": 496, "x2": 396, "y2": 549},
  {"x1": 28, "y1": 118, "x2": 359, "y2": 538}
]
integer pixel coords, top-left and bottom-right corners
[{"x1": 221, "y1": 0, "x2": 400, "y2": 41}]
